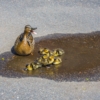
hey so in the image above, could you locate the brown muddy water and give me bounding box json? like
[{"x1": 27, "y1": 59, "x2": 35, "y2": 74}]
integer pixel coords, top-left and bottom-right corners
[{"x1": 0, "y1": 32, "x2": 100, "y2": 81}]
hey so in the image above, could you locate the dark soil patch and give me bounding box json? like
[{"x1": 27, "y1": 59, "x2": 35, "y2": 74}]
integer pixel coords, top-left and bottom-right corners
[{"x1": 0, "y1": 31, "x2": 100, "y2": 81}]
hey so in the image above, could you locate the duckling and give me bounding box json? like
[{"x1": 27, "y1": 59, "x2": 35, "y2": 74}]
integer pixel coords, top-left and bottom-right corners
[
  {"x1": 25, "y1": 64, "x2": 33, "y2": 71},
  {"x1": 14, "y1": 25, "x2": 37, "y2": 55},
  {"x1": 37, "y1": 56, "x2": 49, "y2": 66},
  {"x1": 37, "y1": 55, "x2": 55, "y2": 66},
  {"x1": 37, "y1": 51, "x2": 51, "y2": 66},
  {"x1": 53, "y1": 57, "x2": 62, "y2": 65},
  {"x1": 42, "y1": 54, "x2": 49, "y2": 59},
  {"x1": 52, "y1": 48, "x2": 64, "y2": 57},
  {"x1": 39, "y1": 48, "x2": 51, "y2": 55},
  {"x1": 47, "y1": 55, "x2": 55, "y2": 64},
  {"x1": 31, "y1": 62, "x2": 42, "y2": 69},
  {"x1": 25, "y1": 61, "x2": 42, "y2": 71}
]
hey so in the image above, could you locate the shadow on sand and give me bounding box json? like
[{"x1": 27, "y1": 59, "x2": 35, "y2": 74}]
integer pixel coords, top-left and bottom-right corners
[{"x1": 0, "y1": 31, "x2": 100, "y2": 81}]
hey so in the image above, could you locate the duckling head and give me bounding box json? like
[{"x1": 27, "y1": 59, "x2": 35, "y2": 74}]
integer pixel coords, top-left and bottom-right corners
[
  {"x1": 26, "y1": 64, "x2": 33, "y2": 71},
  {"x1": 39, "y1": 48, "x2": 50, "y2": 55},
  {"x1": 40, "y1": 56, "x2": 48, "y2": 64},
  {"x1": 37, "y1": 57, "x2": 42, "y2": 63},
  {"x1": 58, "y1": 49, "x2": 65, "y2": 56},
  {"x1": 52, "y1": 50, "x2": 59, "y2": 57},
  {"x1": 42, "y1": 52, "x2": 51, "y2": 58},
  {"x1": 49, "y1": 55, "x2": 55, "y2": 59},
  {"x1": 53, "y1": 48, "x2": 64, "y2": 56},
  {"x1": 47, "y1": 56, "x2": 55, "y2": 64},
  {"x1": 53, "y1": 57, "x2": 62, "y2": 65},
  {"x1": 39, "y1": 48, "x2": 44, "y2": 52}
]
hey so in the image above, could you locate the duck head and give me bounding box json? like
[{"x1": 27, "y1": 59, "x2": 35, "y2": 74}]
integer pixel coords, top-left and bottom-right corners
[{"x1": 24, "y1": 25, "x2": 37, "y2": 34}]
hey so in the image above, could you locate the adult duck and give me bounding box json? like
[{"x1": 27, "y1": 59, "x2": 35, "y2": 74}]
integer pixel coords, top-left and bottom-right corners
[{"x1": 14, "y1": 25, "x2": 37, "y2": 55}]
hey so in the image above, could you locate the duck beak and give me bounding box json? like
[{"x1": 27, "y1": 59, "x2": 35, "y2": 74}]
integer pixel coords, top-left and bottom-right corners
[{"x1": 31, "y1": 27, "x2": 37, "y2": 34}]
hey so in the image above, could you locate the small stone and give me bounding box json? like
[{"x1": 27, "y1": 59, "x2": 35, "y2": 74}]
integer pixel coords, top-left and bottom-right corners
[
  {"x1": 17, "y1": 96, "x2": 19, "y2": 99},
  {"x1": 86, "y1": 78, "x2": 89, "y2": 81},
  {"x1": 1, "y1": 92, "x2": 4, "y2": 95},
  {"x1": 1, "y1": 58, "x2": 5, "y2": 61}
]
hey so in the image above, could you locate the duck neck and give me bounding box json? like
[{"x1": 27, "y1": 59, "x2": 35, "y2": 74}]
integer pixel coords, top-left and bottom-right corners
[
  {"x1": 22, "y1": 32, "x2": 29, "y2": 42},
  {"x1": 24, "y1": 31, "x2": 29, "y2": 37}
]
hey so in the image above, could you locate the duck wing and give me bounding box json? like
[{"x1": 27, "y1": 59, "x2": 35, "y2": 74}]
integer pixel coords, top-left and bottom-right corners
[
  {"x1": 27, "y1": 33, "x2": 35, "y2": 46},
  {"x1": 27, "y1": 33, "x2": 33, "y2": 43},
  {"x1": 14, "y1": 33, "x2": 24, "y2": 46}
]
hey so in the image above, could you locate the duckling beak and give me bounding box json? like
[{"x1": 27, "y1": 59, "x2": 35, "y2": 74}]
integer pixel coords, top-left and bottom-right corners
[{"x1": 31, "y1": 27, "x2": 37, "y2": 34}]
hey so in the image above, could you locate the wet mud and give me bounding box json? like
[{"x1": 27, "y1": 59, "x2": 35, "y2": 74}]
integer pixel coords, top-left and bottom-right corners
[{"x1": 0, "y1": 31, "x2": 100, "y2": 81}]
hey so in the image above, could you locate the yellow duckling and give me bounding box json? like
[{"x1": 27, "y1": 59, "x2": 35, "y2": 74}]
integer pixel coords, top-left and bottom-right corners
[
  {"x1": 53, "y1": 57, "x2": 62, "y2": 65},
  {"x1": 52, "y1": 48, "x2": 64, "y2": 57},
  {"x1": 42, "y1": 54, "x2": 49, "y2": 59},
  {"x1": 25, "y1": 61, "x2": 42, "y2": 71},
  {"x1": 37, "y1": 55, "x2": 55, "y2": 66},
  {"x1": 25, "y1": 64, "x2": 33, "y2": 71},
  {"x1": 37, "y1": 56, "x2": 49, "y2": 66},
  {"x1": 37, "y1": 56, "x2": 45, "y2": 63},
  {"x1": 31, "y1": 62, "x2": 42, "y2": 69},
  {"x1": 39, "y1": 48, "x2": 51, "y2": 55},
  {"x1": 37, "y1": 51, "x2": 51, "y2": 66},
  {"x1": 47, "y1": 55, "x2": 55, "y2": 64}
]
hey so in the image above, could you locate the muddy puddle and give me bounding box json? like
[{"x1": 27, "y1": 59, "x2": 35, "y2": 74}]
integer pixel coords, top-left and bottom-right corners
[{"x1": 0, "y1": 32, "x2": 100, "y2": 81}]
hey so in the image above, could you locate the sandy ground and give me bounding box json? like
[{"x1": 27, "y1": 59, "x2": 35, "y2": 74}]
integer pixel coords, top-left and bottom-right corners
[{"x1": 0, "y1": 0, "x2": 100, "y2": 100}]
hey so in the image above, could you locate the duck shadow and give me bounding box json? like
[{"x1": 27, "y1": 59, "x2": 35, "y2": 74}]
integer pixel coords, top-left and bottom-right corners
[
  {"x1": 0, "y1": 31, "x2": 100, "y2": 82},
  {"x1": 11, "y1": 46, "x2": 17, "y2": 55}
]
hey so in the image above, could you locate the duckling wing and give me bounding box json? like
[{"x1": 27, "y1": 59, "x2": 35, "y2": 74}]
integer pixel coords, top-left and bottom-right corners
[{"x1": 58, "y1": 48, "x2": 65, "y2": 55}]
